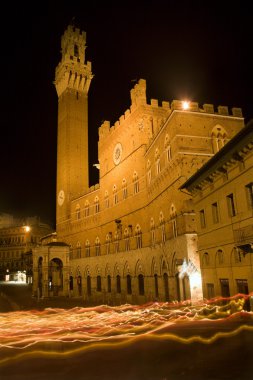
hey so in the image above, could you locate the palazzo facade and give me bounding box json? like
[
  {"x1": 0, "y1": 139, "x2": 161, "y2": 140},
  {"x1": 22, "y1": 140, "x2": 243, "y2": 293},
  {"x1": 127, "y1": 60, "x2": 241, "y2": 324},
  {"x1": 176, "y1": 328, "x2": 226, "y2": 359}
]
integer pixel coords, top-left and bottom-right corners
[{"x1": 33, "y1": 25, "x2": 245, "y2": 305}]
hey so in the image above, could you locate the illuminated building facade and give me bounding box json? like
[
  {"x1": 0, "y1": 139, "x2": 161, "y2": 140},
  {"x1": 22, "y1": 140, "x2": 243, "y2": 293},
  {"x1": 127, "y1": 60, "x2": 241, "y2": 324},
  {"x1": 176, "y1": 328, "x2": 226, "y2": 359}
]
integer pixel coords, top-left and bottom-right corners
[
  {"x1": 33, "y1": 25, "x2": 245, "y2": 304},
  {"x1": 0, "y1": 215, "x2": 52, "y2": 282},
  {"x1": 180, "y1": 120, "x2": 253, "y2": 308}
]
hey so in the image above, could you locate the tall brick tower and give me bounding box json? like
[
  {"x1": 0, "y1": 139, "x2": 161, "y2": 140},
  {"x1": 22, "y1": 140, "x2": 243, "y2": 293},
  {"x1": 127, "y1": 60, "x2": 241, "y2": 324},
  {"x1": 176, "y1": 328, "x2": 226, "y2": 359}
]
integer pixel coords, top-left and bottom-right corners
[{"x1": 55, "y1": 25, "x2": 93, "y2": 227}]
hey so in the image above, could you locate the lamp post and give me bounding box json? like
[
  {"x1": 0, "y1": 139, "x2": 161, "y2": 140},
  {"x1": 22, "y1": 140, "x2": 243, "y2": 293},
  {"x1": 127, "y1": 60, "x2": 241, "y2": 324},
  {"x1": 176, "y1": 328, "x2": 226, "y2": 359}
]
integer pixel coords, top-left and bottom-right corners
[{"x1": 23, "y1": 226, "x2": 31, "y2": 283}]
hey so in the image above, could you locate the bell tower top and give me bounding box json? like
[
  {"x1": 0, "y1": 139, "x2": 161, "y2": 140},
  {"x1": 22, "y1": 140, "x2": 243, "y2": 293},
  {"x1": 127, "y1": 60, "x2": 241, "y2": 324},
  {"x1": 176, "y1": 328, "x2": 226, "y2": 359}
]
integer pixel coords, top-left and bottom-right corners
[
  {"x1": 61, "y1": 24, "x2": 86, "y2": 64},
  {"x1": 55, "y1": 24, "x2": 93, "y2": 97}
]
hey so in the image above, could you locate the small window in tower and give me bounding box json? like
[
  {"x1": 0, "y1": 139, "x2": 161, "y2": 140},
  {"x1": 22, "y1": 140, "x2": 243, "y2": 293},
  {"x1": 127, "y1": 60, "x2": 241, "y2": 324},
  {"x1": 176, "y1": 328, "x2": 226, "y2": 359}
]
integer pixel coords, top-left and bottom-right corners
[{"x1": 74, "y1": 44, "x2": 79, "y2": 57}]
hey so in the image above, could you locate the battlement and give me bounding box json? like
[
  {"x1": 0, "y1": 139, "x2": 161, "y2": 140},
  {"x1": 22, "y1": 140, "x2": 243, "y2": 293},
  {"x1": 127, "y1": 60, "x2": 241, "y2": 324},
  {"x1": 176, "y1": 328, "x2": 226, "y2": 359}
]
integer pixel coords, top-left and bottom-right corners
[
  {"x1": 98, "y1": 79, "x2": 243, "y2": 141},
  {"x1": 62, "y1": 25, "x2": 86, "y2": 46}
]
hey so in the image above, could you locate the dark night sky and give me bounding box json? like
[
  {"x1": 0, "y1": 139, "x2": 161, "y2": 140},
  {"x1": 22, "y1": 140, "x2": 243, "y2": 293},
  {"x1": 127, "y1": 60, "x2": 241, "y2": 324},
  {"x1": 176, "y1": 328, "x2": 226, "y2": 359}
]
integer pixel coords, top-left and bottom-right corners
[{"x1": 0, "y1": 1, "x2": 252, "y2": 228}]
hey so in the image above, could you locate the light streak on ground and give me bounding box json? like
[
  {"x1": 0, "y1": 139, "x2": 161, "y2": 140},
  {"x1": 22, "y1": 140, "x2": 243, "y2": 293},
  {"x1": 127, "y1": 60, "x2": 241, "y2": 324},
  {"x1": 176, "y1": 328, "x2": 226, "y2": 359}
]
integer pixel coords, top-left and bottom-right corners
[{"x1": 0, "y1": 295, "x2": 252, "y2": 366}]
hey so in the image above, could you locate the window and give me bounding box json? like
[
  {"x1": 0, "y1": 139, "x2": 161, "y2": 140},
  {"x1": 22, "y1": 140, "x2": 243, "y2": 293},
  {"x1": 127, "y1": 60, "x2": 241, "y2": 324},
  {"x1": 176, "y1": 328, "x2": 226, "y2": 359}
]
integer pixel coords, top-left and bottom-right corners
[
  {"x1": 170, "y1": 205, "x2": 177, "y2": 238},
  {"x1": 220, "y1": 278, "x2": 230, "y2": 298},
  {"x1": 203, "y1": 252, "x2": 209, "y2": 266},
  {"x1": 159, "y1": 212, "x2": 166, "y2": 243},
  {"x1": 217, "y1": 249, "x2": 224, "y2": 265},
  {"x1": 104, "y1": 191, "x2": 109, "y2": 208},
  {"x1": 126, "y1": 274, "x2": 132, "y2": 294},
  {"x1": 95, "y1": 237, "x2": 101, "y2": 256},
  {"x1": 84, "y1": 201, "x2": 89, "y2": 217},
  {"x1": 234, "y1": 247, "x2": 243, "y2": 263},
  {"x1": 114, "y1": 232, "x2": 120, "y2": 253},
  {"x1": 226, "y1": 193, "x2": 236, "y2": 217},
  {"x1": 135, "y1": 225, "x2": 142, "y2": 248},
  {"x1": 200, "y1": 209, "x2": 206, "y2": 228},
  {"x1": 85, "y1": 240, "x2": 90, "y2": 257},
  {"x1": 155, "y1": 149, "x2": 161, "y2": 174},
  {"x1": 150, "y1": 218, "x2": 155, "y2": 246},
  {"x1": 122, "y1": 179, "x2": 128, "y2": 199},
  {"x1": 133, "y1": 172, "x2": 139, "y2": 194},
  {"x1": 106, "y1": 233, "x2": 111, "y2": 255},
  {"x1": 113, "y1": 185, "x2": 118, "y2": 205},
  {"x1": 94, "y1": 197, "x2": 100, "y2": 214},
  {"x1": 138, "y1": 274, "x2": 145, "y2": 295},
  {"x1": 124, "y1": 228, "x2": 130, "y2": 251},
  {"x1": 74, "y1": 44, "x2": 79, "y2": 57},
  {"x1": 245, "y1": 183, "x2": 253, "y2": 209},
  {"x1": 97, "y1": 276, "x2": 102, "y2": 292},
  {"x1": 76, "y1": 242, "x2": 81, "y2": 258},
  {"x1": 76, "y1": 204, "x2": 81, "y2": 220},
  {"x1": 116, "y1": 275, "x2": 121, "y2": 293},
  {"x1": 212, "y1": 202, "x2": 219, "y2": 223}
]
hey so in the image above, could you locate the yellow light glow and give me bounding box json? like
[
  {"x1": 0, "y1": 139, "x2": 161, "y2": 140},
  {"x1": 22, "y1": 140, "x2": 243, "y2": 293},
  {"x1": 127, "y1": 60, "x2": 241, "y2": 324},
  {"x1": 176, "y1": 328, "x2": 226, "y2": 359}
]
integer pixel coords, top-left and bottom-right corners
[
  {"x1": 182, "y1": 101, "x2": 190, "y2": 110},
  {"x1": 24, "y1": 226, "x2": 30, "y2": 232}
]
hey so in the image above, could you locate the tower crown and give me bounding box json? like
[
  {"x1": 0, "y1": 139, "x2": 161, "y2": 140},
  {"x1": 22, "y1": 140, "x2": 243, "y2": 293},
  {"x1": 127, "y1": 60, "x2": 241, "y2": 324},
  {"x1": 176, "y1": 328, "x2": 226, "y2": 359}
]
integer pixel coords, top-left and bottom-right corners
[
  {"x1": 55, "y1": 25, "x2": 93, "y2": 97},
  {"x1": 61, "y1": 25, "x2": 86, "y2": 64}
]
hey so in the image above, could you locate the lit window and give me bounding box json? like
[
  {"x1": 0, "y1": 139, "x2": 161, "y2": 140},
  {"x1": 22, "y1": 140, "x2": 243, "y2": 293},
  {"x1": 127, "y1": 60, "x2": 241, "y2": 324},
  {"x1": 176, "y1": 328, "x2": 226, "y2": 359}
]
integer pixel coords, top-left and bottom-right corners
[
  {"x1": 212, "y1": 202, "x2": 219, "y2": 223},
  {"x1": 200, "y1": 209, "x2": 206, "y2": 228}
]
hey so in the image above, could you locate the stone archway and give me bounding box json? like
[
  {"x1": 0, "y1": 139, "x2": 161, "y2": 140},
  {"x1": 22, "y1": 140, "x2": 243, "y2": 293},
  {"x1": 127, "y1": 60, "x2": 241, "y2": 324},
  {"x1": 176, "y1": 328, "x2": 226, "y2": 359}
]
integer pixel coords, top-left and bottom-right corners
[{"x1": 49, "y1": 258, "x2": 63, "y2": 296}]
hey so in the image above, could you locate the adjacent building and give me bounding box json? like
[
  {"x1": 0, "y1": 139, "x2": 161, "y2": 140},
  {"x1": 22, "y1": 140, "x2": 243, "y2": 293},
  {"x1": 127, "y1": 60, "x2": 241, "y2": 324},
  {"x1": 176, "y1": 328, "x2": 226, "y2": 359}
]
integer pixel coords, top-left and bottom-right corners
[
  {"x1": 33, "y1": 25, "x2": 246, "y2": 305},
  {"x1": 0, "y1": 215, "x2": 52, "y2": 282},
  {"x1": 180, "y1": 120, "x2": 253, "y2": 308}
]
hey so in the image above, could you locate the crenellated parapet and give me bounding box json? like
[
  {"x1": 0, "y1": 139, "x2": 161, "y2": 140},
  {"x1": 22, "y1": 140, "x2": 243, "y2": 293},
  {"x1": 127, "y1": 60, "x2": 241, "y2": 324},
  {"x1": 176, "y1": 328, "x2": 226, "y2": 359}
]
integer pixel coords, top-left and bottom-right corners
[{"x1": 98, "y1": 78, "x2": 243, "y2": 142}]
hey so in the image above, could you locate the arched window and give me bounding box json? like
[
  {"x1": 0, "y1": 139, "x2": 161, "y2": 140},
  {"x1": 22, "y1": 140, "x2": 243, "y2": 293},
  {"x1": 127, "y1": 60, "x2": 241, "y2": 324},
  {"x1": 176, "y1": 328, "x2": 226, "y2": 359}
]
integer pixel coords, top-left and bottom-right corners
[
  {"x1": 104, "y1": 191, "x2": 109, "y2": 208},
  {"x1": 114, "y1": 231, "x2": 120, "y2": 253},
  {"x1": 124, "y1": 228, "x2": 130, "y2": 251},
  {"x1": 76, "y1": 241, "x2": 81, "y2": 258},
  {"x1": 76, "y1": 204, "x2": 81, "y2": 220},
  {"x1": 106, "y1": 233, "x2": 112, "y2": 255},
  {"x1": 211, "y1": 125, "x2": 228, "y2": 153},
  {"x1": 203, "y1": 252, "x2": 209, "y2": 266},
  {"x1": 133, "y1": 171, "x2": 139, "y2": 194},
  {"x1": 147, "y1": 160, "x2": 152, "y2": 184},
  {"x1": 127, "y1": 274, "x2": 132, "y2": 294},
  {"x1": 217, "y1": 249, "x2": 224, "y2": 265},
  {"x1": 113, "y1": 184, "x2": 118, "y2": 205},
  {"x1": 122, "y1": 178, "x2": 128, "y2": 200},
  {"x1": 138, "y1": 274, "x2": 145, "y2": 295},
  {"x1": 74, "y1": 44, "x2": 79, "y2": 57},
  {"x1": 94, "y1": 196, "x2": 100, "y2": 214},
  {"x1": 84, "y1": 200, "x2": 89, "y2": 217},
  {"x1": 95, "y1": 237, "x2": 101, "y2": 256},
  {"x1": 159, "y1": 211, "x2": 166, "y2": 243},
  {"x1": 170, "y1": 204, "x2": 177, "y2": 238},
  {"x1": 150, "y1": 218, "x2": 156, "y2": 246},
  {"x1": 85, "y1": 240, "x2": 90, "y2": 257},
  {"x1": 116, "y1": 275, "x2": 121, "y2": 293},
  {"x1": 164, "y1": 134, "x2": 172, "y2": 162},
  {"x1": 155, "y1": 148, "x2": 161, "y2": 174},
  {"x1": 135, "y1": 224, "x2": 142, "y2": 249},
  {"x1": 97, "y1": 275, "x2": 102, "y2": 292}
]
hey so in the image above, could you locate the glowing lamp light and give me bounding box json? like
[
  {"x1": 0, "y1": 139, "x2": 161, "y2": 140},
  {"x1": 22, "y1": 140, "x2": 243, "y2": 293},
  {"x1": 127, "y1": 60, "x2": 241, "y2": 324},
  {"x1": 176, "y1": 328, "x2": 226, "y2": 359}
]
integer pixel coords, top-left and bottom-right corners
[
  {"x1": 24, "y1": 226, "x2": 30, "y2": 232},
  {"x1": 182, "y1": 101, "x2": 190, "y2": 110}
]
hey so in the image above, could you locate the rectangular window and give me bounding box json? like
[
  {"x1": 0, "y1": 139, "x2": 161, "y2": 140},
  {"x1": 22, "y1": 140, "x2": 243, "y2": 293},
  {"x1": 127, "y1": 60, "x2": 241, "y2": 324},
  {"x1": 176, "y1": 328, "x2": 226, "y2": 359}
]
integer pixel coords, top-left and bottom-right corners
[
  {"x1": 199, "y1": 209, "x2": 206, "y2": 228},
  {"x1": 212, "y1": 202, "x2": 219, "y2": 223},
  {"x1": 245, "y1": 183, "x2": 253, "y2": 209},
  {"x1": 220, "y1": 278, "x2": 230, "y2": 298},
  {"x1": 226, "y1": 193, "x2": 236, "y2": 217}
]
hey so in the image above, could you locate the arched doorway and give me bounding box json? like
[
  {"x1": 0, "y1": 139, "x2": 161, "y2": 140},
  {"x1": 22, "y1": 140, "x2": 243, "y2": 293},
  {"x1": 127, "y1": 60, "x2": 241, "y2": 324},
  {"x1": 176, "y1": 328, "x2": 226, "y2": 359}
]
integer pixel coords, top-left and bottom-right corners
[
  {"x1": 163, "y1": 273, "x2": 169, "y2": 301},
  {"x1": 49, "y1": 258, "x2": 63, "y2": 296}
]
